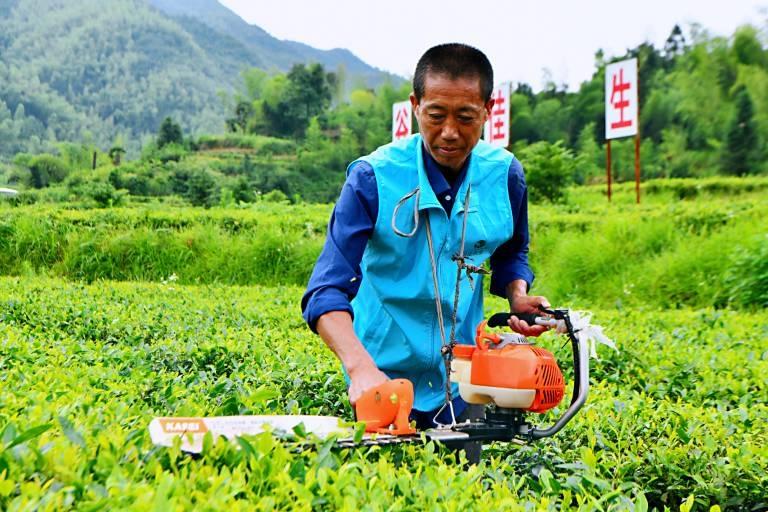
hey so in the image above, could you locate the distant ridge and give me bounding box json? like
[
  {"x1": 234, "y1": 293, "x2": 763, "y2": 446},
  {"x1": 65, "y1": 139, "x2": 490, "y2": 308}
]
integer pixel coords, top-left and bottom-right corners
[
  {"x1": 0, "y1": 0, "x2": 402, "y2": 158},
  {"x1": 147, "y1": 0, "x2": 401, "y2": 87}
]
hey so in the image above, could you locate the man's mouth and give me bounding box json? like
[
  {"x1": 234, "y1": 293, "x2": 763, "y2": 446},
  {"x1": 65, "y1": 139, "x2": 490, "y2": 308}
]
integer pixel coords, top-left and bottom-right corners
[{"x1": 437, "y1": 147, "x2": 461, "y2": 156}]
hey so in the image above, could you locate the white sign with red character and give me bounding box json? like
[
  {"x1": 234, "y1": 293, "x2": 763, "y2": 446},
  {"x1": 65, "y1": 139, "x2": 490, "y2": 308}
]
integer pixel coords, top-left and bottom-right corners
[
  {"x1": 605, "y1": 58, "x2": 638, "y2": 139},
  {"x1": 484, "y1": 82, "x2": 510, "y2": 147},
  {"x1": 392, "y1": 101, "x2": 412, "y2": 141}
]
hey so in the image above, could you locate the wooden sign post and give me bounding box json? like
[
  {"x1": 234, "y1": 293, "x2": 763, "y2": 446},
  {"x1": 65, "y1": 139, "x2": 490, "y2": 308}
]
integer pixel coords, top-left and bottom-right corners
[{"x1": 605, "y1": 58, "x2": 640, "y2": 203}]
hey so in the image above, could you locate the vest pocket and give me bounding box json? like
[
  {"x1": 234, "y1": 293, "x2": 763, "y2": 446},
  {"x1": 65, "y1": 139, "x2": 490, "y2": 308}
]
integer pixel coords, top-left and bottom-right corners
[{"x1": 459, "y1": 209, "x2": 496, "y2": 263}]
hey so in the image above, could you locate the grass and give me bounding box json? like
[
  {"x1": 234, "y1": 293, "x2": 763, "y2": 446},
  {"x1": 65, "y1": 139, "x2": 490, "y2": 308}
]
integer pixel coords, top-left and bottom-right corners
[{"x1": 1, "y1": 178, "x2": 766, "y2": 310}]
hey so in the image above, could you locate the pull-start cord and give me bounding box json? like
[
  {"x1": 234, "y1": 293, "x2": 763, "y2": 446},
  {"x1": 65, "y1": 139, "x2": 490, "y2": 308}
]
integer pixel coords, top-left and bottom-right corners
[
  {"x1": 423, "y1": 212, "x2": 456, "y2": 426},
  {"x1": 431, "y1": 185, "x2": 481, "y2": 427},
  {"x1": 393, "y1": 184, "x2": 487, "y2": 428}
]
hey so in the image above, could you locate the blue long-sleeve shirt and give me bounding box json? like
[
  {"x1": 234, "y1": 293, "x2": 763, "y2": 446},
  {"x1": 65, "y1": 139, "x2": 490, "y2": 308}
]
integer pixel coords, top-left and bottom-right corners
[{"x1": 301, "y1": 146, "x2": 534, "y2": 332}]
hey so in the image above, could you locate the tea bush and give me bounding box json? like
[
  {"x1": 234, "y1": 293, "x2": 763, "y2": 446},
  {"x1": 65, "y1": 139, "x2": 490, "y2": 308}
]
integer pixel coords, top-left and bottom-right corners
[
  {"x1": 0, "y1": 182, "x2": 766, "y2": 310},
  {"x1": 0, "y1": 277, "x2": 765, "y2": 510}
]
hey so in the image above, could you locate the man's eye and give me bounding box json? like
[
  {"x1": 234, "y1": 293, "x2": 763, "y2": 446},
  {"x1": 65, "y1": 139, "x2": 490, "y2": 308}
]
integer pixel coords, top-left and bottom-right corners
[
  {"x1": 429, "y1": 114, "x2": 445, "y2": 121},
  {"x1": 459, "y1": 116, "x2": 475, "y2": 123}
]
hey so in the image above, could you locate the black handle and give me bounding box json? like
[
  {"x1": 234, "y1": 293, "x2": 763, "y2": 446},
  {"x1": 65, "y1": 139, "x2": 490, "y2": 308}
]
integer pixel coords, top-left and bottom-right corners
[{"x1": 487, "y1": 312, "x2": 540, "y2": 328}]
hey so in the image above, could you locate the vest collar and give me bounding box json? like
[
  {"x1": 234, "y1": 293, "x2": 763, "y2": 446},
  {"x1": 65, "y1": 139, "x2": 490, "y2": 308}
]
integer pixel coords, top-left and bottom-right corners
[{"x1": 416, "y1": 137, "x2": 475, "y2": 214}]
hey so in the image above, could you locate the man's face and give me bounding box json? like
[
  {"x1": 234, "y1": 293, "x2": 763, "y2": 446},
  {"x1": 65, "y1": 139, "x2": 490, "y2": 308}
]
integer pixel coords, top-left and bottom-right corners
[{"x1": 410, "y1": 73, "x2": 493, "y2": 172}]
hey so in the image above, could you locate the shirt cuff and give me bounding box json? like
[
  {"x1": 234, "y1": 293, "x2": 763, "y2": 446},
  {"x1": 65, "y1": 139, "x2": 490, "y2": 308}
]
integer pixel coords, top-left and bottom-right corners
[
  {"x1": 302, "y1": 286, "x2": 355, "y2": 333},
  {"x1": 490, "y1": 264, "x2": 535, "y2": 298}
]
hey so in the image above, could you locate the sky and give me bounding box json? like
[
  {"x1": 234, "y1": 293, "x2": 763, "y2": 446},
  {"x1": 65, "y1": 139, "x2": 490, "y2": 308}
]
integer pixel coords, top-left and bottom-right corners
[{"x1": 219, "y1": 0, "x2": 766, "y2": 91}]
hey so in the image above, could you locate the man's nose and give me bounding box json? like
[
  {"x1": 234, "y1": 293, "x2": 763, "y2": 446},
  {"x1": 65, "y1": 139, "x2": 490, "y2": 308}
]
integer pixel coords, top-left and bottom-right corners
[{"x1": 441, "y1": 118, "x2": 459, "y2": 140}]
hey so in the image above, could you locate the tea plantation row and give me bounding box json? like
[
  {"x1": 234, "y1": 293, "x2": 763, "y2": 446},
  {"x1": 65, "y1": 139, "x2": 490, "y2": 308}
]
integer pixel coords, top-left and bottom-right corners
[
  {"x1": 1, "y1": 188, "x2": 766, "y2": 310},
  {"x1": 0, "y1": 277, "x2": 765, "y2": 510}
]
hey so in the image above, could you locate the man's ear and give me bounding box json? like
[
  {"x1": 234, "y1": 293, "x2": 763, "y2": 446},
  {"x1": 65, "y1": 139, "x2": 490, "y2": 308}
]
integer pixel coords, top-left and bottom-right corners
[
  {"x1": 484, "y1": 98, "x2": 495, "y2": 118},
  {"x1": 409, "y1": 92, "x2": 421, "y2": 131},
  {"x1": 409, "y1": 92, "x2": 419, "y2": 113}
]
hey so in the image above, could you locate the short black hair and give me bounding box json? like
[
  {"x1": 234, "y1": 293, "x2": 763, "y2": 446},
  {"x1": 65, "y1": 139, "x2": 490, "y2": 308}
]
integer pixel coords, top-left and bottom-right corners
[{"x1": 413, "y1": 43, "x2": 494, "y2": 103}]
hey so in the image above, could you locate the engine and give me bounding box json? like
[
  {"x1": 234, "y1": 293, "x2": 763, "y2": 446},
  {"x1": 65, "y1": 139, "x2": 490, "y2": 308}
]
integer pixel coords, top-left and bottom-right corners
[{"x1": 450, "y1": 321, "x2": 565, "y2": 412}]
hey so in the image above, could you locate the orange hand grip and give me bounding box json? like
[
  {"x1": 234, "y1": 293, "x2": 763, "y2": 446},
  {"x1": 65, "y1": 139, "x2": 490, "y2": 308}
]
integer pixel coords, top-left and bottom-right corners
[{"x1": 355, "y1": 379, "x2": 416, "y2": 435}]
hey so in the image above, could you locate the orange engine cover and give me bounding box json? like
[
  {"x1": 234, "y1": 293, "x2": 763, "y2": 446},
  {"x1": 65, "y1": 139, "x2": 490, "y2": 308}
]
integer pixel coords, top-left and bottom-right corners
[{"x1": 470, "y1": 344, "x2": 565, "y2": 413}]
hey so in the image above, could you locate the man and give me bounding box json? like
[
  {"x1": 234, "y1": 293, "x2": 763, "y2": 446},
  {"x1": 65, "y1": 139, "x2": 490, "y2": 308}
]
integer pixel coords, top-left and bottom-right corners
[{"x1": 302, "y1": 43, "x2": 550, "y2": 432}]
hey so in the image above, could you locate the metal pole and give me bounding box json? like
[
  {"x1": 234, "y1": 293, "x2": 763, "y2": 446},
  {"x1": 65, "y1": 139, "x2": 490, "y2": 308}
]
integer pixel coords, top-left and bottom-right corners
[
  {"x1": 635, "y1": 55, "x2": 641, "y2": 204},
  {"x1": 606, "y1": 139, "x2": 612, "y2": 202}
]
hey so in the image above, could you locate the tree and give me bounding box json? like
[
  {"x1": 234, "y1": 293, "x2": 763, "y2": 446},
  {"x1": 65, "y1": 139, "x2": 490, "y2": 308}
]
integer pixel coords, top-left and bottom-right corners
[
  {"x1": 186, "y1": 169, "x2": 217, "y2": 207},
  {"x1": 517, "y1": 141, "x2": 575, "y2": 203},
  {"x1": 509, "y1": 93, "x2": 535, "y2": 143},
  {"x1": 109, "y1": 145, "x2": 125, "y2": 165},
  {"x1": 514, "y1": 82, "x2": 535, "y2": 102},
  {"x1": 27, "y1": 154, "x2": 70, "y2": 188},
  {"x1": 232, "y1": 176, "x2": 255, "y2": 203},
  {"x1": 664, "y1": 25, "x2": 686, "y2": 60},
  {"x1": 721, "y1": 86, "x2": 759, "y2": 176},
  {"x1": 261, "y1": 63, "x2": 335, "y2": 138},
  {"x1": 574, "y1": 122, "x2": 602, "y2": 184},
  {"x1": 730, "y1": 26, "x2": 767, "y2": 68},
  {"x1": 225, "y1": 101, "x2": 253, "y2": 133},
  {"x1": 157, "y1": 117, "x2": 183, "y2": 148}
]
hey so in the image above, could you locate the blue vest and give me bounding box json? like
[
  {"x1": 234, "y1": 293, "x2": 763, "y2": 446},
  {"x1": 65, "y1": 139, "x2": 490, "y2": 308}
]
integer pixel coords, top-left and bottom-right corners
[{"x1": 348, "y1": 134, "x2": 514, "y2": 411}]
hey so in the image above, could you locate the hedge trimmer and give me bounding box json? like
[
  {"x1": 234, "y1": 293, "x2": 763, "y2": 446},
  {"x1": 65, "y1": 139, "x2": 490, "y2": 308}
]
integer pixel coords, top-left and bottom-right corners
[
  {"x1": 149, "y1": 309, "x2": 614, "y2": 453},
  {"x1": 151, "y1": 189, "x2": 616, "y2": 453}
]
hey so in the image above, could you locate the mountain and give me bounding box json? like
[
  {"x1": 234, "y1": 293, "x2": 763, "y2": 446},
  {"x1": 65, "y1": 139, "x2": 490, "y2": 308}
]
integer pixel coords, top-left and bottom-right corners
[
  {"x1": 0, "y1": 0, "x2": 401, "y2": 159},
  {"x1": 147, "y1": 0, "x2": 398, "y2": 87}
]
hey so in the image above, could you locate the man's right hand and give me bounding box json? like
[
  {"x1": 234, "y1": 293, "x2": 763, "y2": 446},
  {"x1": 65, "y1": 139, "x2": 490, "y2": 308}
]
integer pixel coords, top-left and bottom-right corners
[
  {"x1": 347, "y1": 361, "x2": 390, "y2": 406},
  {"x1": 315, "y1": 311, "x2": 389, "y2": 407}
]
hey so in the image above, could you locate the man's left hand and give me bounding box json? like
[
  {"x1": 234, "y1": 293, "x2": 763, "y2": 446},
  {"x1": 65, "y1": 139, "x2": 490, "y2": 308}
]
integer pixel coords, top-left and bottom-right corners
[{"x1": 508, "y1": 294, "x2": 551, "y2": 337}]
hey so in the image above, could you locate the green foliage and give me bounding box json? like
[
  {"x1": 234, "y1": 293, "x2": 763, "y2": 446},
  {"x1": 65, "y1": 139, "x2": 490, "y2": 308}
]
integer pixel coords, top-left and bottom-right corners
[
  {"x1": 196, "y1": 133, "x2": 295, "y2": 153},
  {"x1": 5, "y1": 14, "x2": 768, "y2": 203},
  {"x1": 56, "y1": 142, "x2": 97, "y2": 172},
  {"x1": 574, "y1": 122, "x2": 602, "y2": 184},
  {"x1": 26, "y1": 154, "x2": 70, "y2": 188},
  {"x1": 224, "y1": 100, "x2": 253, "y2": 134},
  {"x1": 155, "y1": 142, "x2": 188, "y2": 163},
  {"x1": 530, "y1": 184, "x2": 768, "y2": 311},
  {"x1": 0, "y1": 0, "x2": 397, "y2": 159},
  {"x1": 730, "y1": 25, "x2": 767, "y2": 68},
  {"x1": 1, "y1": 177, "x2": 767, "y2": 312},
  {"x1": 0, "y1": 178, "x2": 766, "y2": 509},
  {"x1": 517, "y1": 141, "x2": 575, "y2": 203},
  {"x1": 642, "y1": 175, "x2": 768, "y2": 198},
  {"x1": 108, "y1": 145, "x2": 125, "y2": 166},
  {"x1": 186, "y1": 169, "x2": 217, "y2": 207},
  {"x1": 251, "y1": 63, "x2": 335, "y2": 138},
  {"x1": 261, "y1": 189, "x2": 290, "y2": 203},
  {"x1": 0, "y1": 276, "x2": 764, "y2": 509},
  {"x1": 721, "y1": 86, "x2": 760, "y2": 176},
  {"x1": 157, "y1": 117, "x2": 184, "y2": 148},
  {"x1": 725, "y1": 233, "x2": 768, "y2": 308},
  {"x1": 85, "y1": 181, "x2": 125, "y2": 208}
]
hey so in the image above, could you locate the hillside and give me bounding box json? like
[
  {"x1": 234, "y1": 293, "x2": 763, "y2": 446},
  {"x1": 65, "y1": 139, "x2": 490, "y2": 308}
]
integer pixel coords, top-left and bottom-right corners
[
  {"x1": 0, "y1": 0, "x2": 400, "y2": 159},
  {"x1": 147, "y1": 0, "x2": 396, "y2": 86}
]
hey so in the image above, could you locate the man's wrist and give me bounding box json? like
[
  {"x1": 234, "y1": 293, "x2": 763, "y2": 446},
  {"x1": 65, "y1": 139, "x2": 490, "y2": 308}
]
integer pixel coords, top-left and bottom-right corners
[
  {"x1": 506, "y1": 279, "x2": 529, "y2": 300},
  {"x1": 345, "y1": 353, "x2": 377, "y2": 377}
]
